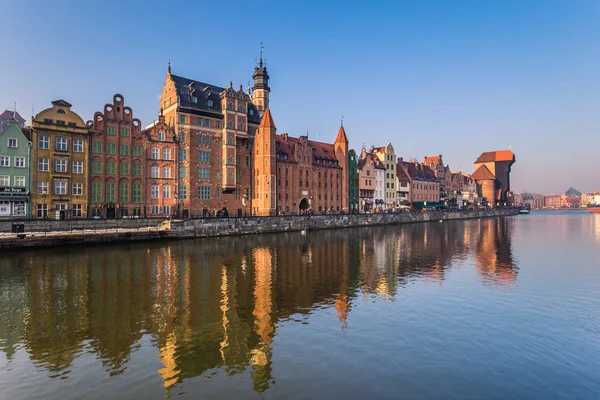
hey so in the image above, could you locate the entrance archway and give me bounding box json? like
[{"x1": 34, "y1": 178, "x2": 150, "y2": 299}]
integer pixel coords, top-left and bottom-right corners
[{"x1": 299, "y1": 198, "x2": 309, "y2": 213}]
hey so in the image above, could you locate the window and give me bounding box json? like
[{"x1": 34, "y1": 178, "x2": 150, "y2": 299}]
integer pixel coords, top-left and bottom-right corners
[
  {"x1": 199, "y1": 151, "x2": 210, "y2": 163},
  {"x1": 227, "y1": 122, "x2": 233, "y2": 129},
  {"x1": 106, "y1": 143, "x2": 116, "y2": 154},
  {"x1": 92, "y1": 141, "x2": 102, "y2": 153},
  {"x1": 192, "y1": 96, "x2": 198, "y2": 103},
  {"x1": 72, "y1": 139, "x2": 83, "y2": 152},
  {"x1": 72, "y1": 204, "x2": 82, "y2": 217},
  {"x1": 162, "y1": 185, "x2": 170, "y2": 199},
  {"x1": 43, "y1": 118, "x2": 52, "y2": 124},
  {"x1": 205, "y1": 119, "x2": 210, "y2": 127},
  {"x1": 133, "y1": 163, "x2": 142, "y2": 176},
  {"x1": 68, "y1": 122, "x2": 76, "y2": 127},
  {"x1": 151, "y1": 185, "x2": 159, "y2": 199},
  {"x1": 121, "y1": 128, "x2": 129, "y2": 137},
  {"x1": 158, "y1": 131, "x2": 166, "y2": 141},
  {"x1": 162, "y1": 205, "x2": 171, "y2": 215},
  {"x1": 107, "y1": 127, "x2": 116, "y2": 135},
  {"x1": 179, "y1": 185, "x2": 187, "y2": 200},
  {"x1": 204, "y1": 136, "x2": 211, "y2": 145},
  {"x1": 238, "y1": 123, "x2": 244, "y2": 130},
  {"x1": 250, "y1": 109, "x2": 254, "y2": 116},
  {"x1": 0, "y1": 176, "x2": 9, "y2": 186},
  {"x1": 120, "y1": 144, "x2": 129, "y2": 156},
  {"x1": 72, "y1": 183, "x2": 83, "y2": 195},
  {"x1": 0, "y1": 156, "x2": 10, "y2": 167},
  {"x1": 56, "y1": 120, "x2": 65, "y2": 125},
  {"x1": 179, "y1": 149, "x2": 187, "y2": 161},
  {"x1": 7, "y1": 138, "x2": 17, "y2": 148},
  {"x1": 162, "y1": 148, "x2": 171, "y2": 160},
  {"x1": 180, "y1": 115, "x2": 186, "y2": 124},
  {"x1": 106, "y1": 182, "x2": 116, "y2": 202},
  {"x1": 56, "y1": 137, "x2": 67, "y2": 151},
  {"x1": 227, "y1": 103, "x2": 233, "y2": 110},
  {"x1": 120, "y1": 182, "x2": 129, "y2": 203},
  {"x1": 38, "y1": 136, "x2": 49, "y2": 149},
  {"x1": 37, "y1": 204, "x2": 48, "y2": 218},
  {"x1": 106, "y1": 161, "x2": 116, "y2": 175},
  {"x1": 54, "y1": 181, "x2": 67, "y2": 195},
  {"x1": 55, "y1": 159, "x2": 67, "y2": 173},
  {"x1": 239, "y1": 105, "x2": 244, "y2": 112},
  {"x1": 162, "y1": 167, "x2": 171, "y2": 178},
  {"x1": 207, "y1": 99, "x2": 214, "y2": 107},
  {"x1": 151, "y1": 148, "x2": 159, "y2": 159},
  {"x1": 37, "y1": 181, "x2": 48, "y2": 194},
  {"x1": 120, "y1": 162, "x2": 129, "y2": 175},
  {"x1": 197, "y1": 186, "x2": 211, "y2": 200},
  {"x1": 92, "y1": 160, "x2": 102, "y2": 174},
  {"x1": 151, "y1": 205, "x2": 159, "y2": 215},
  {"x1": 132, "y1": 183, "x2": 142, "y2": 203},
  {"x1": 91, "y1": 181, "x2": 102, "y2": 203},
  {"x1": 38, "y1": 158, "x2": 49, "y2": 171},
  {"x1": 14, "y1": 157, "x2": 25, "y2": 168},
  {"x1": 73, "y1": 161, "x2": 83, "y2": 174},
  {"x1": 245, "y1": 155, "x2": 250, "y2": 166},
  {"x1": 198, "y1": 167, "x2": 210, "y2": 179},
  {"x1": 13, "y1": 201, "x2": 25, "y2": 216},
  {"x1": 151, "y1": 166, "x2": 159, "y2": 178},
  {"x1": 133, "y1": 145, "x2": 143, "y2": 156},
  {"x1": 179, "y1": 132, "x2": 186, "y2": 143},
  {"x1": 217, "y1": 121, "x2": 221, "y2": 128},
  {"x1": 179, "y1": 167, "x2": 187, "y2": 178},
  {"x1": 197, "y1": 118, "x2": 203, "y2": 126}
]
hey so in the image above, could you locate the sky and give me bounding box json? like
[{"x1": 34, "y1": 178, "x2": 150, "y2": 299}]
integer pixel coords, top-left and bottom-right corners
[{"x1": 1, "y1": 0, "x2": 599, "y2": 194}]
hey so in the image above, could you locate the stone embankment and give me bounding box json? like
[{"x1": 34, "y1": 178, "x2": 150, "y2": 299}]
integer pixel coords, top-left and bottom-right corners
[{"x1": 0, "y1": 208, "x2": 518, "y2": 250}]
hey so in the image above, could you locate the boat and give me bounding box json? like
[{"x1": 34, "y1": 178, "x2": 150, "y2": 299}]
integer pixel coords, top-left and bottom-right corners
[
  {"x1": 519, "y1": 208, "x2": 530, "y2": 214},
  {"x1": 587, "y1": 206, "x2": 600, "y2": 213}
]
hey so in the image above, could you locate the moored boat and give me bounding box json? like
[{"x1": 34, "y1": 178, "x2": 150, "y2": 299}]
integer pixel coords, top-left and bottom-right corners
[
  {"x1": 519, "y1": 208, "x2": 530, "y2": 214},
  {"x1": 587, "y1": 206, "x2": 600, "y2": 213}
]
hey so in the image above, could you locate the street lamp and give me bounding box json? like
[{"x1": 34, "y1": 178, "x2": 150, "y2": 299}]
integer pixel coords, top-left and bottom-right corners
[
  {"x1": 41, "y1": 188, "x2": 47, "y2": 219},
  {"x1": 242, "y1": 194, "x2": 248, "y2": 216}
]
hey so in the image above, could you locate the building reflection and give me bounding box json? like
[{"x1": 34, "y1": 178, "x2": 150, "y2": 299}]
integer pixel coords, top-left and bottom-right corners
[{"x1": 0, "y1": 217, "x2": 517, "y2": 393}]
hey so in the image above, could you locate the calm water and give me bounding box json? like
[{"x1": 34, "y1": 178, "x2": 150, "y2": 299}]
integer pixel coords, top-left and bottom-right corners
[{"x1": 1, "y1": 211, "x2": 599, "y2": 399}]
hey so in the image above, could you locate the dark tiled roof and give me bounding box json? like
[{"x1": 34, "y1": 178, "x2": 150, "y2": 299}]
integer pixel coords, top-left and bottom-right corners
[
  {"x1": 52, "y1": 99, "x2": 72, "y2": 107},
  {"x1": 21, "y1": 127, "x2": 32, "y2": 141},
  {"x1": 171, "y1": 73, "x2": 261, "y2": 124},
  {"x1": 275, "y1": 134, "x2": 341, "y2": 168},
  {"x1": 0, "y1": 110, "x2": 25, "y2": 122}
]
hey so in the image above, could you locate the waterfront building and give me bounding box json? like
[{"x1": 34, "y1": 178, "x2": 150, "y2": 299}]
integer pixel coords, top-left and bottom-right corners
[
  {"x1": 31, "y1": 100, "x2": 89, "y2": 219},
  {"x1": 0, "y1": 116, "x2": 31, "y2": 217},
  {"x1": 88, "y1": 94, "x2": 144, "y2": 218},
  {"x1": 372, "y1": 143, "x2": 396, "y2": 209},
  {"x1": 158, "y1": 62, "x2": 262, "y2": 218},
  {"x1": 395, "y1": 158, "x2": 411, "y2": 206},
  {"x1": 252, "y1": 109, "x2": 348, "y2": 216},
  {"x1": 449, "y1": 172, "x2": 478, "y2": 208},
  {"x1": 401, "y1": 160, "x2": 440, "y2": 207},
  {"x1": 348, "y1": 149, "x2": 359, "y2": 213},
  {"x1": 357, "y1": 148, "x2": 375, "y2": 213},
  {"x1": 143, "y1": 112, "x2": 177, "y2": 217},
  {"x1": 0, "y1": 109, "x2": 25, "y2": 133},
  {"x1": 544, "y1": 195, "x2": 561, "y2": 209},
  {"x1": 472, "y1": 150, "x2": 515, "y2": 207},
  {"x1": 424, "y1": 154, "x2": 451, "y2": 196}
]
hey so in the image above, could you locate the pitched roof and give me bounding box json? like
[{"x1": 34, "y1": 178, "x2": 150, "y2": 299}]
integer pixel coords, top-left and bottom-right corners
[
  {"x1": 335, "y1": 125, "x2": 348, "y2": 144},
  {"x1": 471, "y1": 164, "x2": 496, "y2": 180},
  {"x1": 51, "y1": 99, "x2": 72, "y2": 107},
  {"x1": 396, "y1": 162, "x2": 411, "y2": 182},
  {"x1": 424, "y1": 155, "x2": 441, "y2": 165},
  {"x1": 259, "y1": 108, "x2": 276, "y2": 129},
  {"x1": 0, "y1": 110, "x2": 25, "y2": 122},
  {"x1": 275, "y1": 134, "x2": 341, "y2": 169},
  {"x1": 371, "y1": 153, "x2": 385, "y2": 169},
  {"x1": 475, "y1": 150, "x2": 515, "y2": 163},
  {"x1": 170, "y1": 73, "x2": 261, "y2": 124}
]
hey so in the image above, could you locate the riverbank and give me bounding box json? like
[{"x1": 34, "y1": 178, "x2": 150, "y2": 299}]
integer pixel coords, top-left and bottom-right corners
[{"x1": 0, "y1": 208, "x2": 519, "y2": 249}]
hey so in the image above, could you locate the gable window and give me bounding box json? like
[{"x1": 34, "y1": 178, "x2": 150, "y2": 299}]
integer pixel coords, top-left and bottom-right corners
[
  {"x1": 121, "y1": 128, "x2": 129, "y2": 137},
  {"x1": 192, "y1": 96, "x2": 198, "y2": 103},
  {"x1": 207, "y1": 99, "x2": 214, "y2": 107},
  {"x1": 107, "y1": 126, "x2": 116, "y2": 135},
  {"x1": 158, "y1": 131, "x2": 166, "y2": 141},
  {"x1": 7, "y1": 138, "x2": 17, "y2": 148}
]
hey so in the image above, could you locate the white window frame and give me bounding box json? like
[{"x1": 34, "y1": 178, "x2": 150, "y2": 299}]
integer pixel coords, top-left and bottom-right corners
[
  {"x1": 56, "y1": 137, "x2": 68, "y2": 151},
  {"x1": 72, "y1": 161, "x2": 83, "y2": 174},
  {"x1": 162, "y1": 167, "x2": 171, "y2": 179},
  {"x1": 7, "y1": 138, "x2": 17, "y2": 148},
  {"x1": 151, "y1": 148, "x2": 159, "y2": 160},
  {"x1": 37, "y1": 181, "x2": 48, "y2": 194},
  {"x1": 39, "y1": 136, "x2": 49, "y2": 149},
  {"x1": 151, "y1": 185, "x2": 159, "y2": 199},
  {"x1": 55, "y1": 159, "x2": 67, "y2": 173},
  {"x1": 14, "y1": 157, "x2": 25, "y2": 168},
  {"x1": 0, "y1": 156, "x2": 10, "y2": 167},
  {"x1": 54, "y1": 181, "x2": 67, "y2": 195},
  {"x1": 38, "y1": 158, "x2": 49, "y2": 171},
  {"x1": 14, "y1": 176, "x2": 25, "y2": 187},
  {"x1": 72, "y1": 183, "x2": 83, "y2": 195},
  {"x1": 0, "y1": 175, "x2": 9, "y2": 186},
  {"x1": 73, "y1": 139, "x2": 83, "y2": 152},
  {"x1": 151, "y1": 166, "x2": 159, "y2": 178},
  {"x1": 162, "y1": 148, "x2": 171, "y2": 160},
  {"x1": 158, "y1": 131, "x2": 166, "y2": 141},
  {"x1": 162, "y1": 185, "x2": 170, "y2": 199}
]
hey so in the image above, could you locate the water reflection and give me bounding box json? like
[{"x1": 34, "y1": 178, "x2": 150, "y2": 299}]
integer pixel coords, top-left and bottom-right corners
[{"x1": 0, "y1": 217, "x2": 517, "y2": 395}]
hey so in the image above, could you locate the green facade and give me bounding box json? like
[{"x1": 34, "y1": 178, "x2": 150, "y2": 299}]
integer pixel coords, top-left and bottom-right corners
[
  {"x1": 348, "y1": 149, "x2": 359, "y2": 213},
  {"x1": 0, "y1": 118, "x2": 31, "y2": 218}
]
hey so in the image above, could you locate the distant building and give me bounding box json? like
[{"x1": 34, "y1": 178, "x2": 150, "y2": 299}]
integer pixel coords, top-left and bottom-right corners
[
  {"x1": 0, "y1": 115, "x2": 31, "y2": 217},
  {"x1": 0, "y1": 110, "x2": 25, "y2": 133},
  {"x1": 396, "y1": 157, "x2": 411, "y2": 206},
  {"x1": 31, "y1": 100, "x2": 89, "y2": 219},
  {"x1": 472, "y1": 150, "x2": 515, "y2": 207},
  {"x1": 348, "y1": 149, "x2": 359, "y2": 213},
  {"x1": 397, "y1": 158, "x2": 440, "y2": 207},
  {"x1": 424, "y1": 154, "x2": 451, "y2": 196},
  {"x1": 357, "y1": 148, "x2": 376, "y2": 213},
  {"x1": 372, "y1": 144, "x2": 396, "y2": 209}
]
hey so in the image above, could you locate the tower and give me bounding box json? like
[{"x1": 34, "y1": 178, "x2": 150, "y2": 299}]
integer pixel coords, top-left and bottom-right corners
[
  {"x1": 252, "y1": 47, "x2": 270, "y2": 117},
  {"x1": 252, "y1": 109, "x2": 277, "y2": 216},
  {"x1": 334, "y1": 121, "x2": 349, "y2": 213}
]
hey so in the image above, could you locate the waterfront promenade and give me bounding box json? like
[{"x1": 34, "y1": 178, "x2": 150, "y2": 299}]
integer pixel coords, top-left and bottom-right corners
[{"x1": 0, "y1": 208, "x2": 518, "y2": 249}]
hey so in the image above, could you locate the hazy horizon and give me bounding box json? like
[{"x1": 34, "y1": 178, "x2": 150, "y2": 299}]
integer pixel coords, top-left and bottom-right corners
[{"x1": 2, "y1": 0, "x2": 598, "y2": 194}]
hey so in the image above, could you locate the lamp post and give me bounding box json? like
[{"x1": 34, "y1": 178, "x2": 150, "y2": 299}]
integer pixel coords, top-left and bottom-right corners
[
  {"x1": 242, "y1": 194, "x2": 248, "y2": 217},
  {"x1": 41, "y1": 188, "x2": 47, "y2": 219}
]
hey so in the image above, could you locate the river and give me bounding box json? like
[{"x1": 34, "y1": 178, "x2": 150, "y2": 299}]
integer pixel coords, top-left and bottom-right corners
[{"x1": 1, "y1": 211, "x2": 599, "y2": 399}]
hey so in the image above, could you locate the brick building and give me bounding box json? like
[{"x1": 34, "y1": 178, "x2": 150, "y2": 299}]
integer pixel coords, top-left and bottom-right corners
[
  {"x1": 158, "y1": 61, "x2": 262, "y2": 217},
  {"x1": 424, "y1": 154, "x2": 451, "y2": 196},
  {"x1": 87, "y1": 94, "x2": 144, "y2": 218},
  {"x1": 472, "y1": 150, "x2": 516, "y2": 207},
  {"x1": 252, "y1": 109, "x2": 348, "y2": 215},
  {"x1": 143, "y1": 112, "x2": 178, "y2": 217},
  {"x1": 31, "y1": 100, "x2": 89, "y2": 219},
  {"x1": 397, "y1": 159, "x2": 440, "y2": 207}
]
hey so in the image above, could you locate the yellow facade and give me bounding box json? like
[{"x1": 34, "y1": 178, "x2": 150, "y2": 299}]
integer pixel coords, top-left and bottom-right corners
[{"x1": 31, "y1": 100, "x2": 89, "y2": 218}]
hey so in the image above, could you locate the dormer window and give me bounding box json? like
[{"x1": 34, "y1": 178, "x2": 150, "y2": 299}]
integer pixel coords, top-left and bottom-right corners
[
  {"x1": 192, "y1": 96, "x2": 198, "y2": 103},
  {"x1": 57, "y1": 109, "x2": 66, "y2": 114},
  {"x1": 283, "y1": 154, "x2": 288, "y2": 160},
  {"x1": 207, "y1": 99, "x2": 214, "y2": 107},
  {"x1": 249, "y1": 109, "x2": 254, "y2": 116},
  {"x1": 158, "y1": 131, "x2": 166, "y2": 141}
]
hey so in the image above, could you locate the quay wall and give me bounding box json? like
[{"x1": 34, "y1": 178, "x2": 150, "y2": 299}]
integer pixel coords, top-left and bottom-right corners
[{"x1": 0, "y1": 209, "x2": 519, "y2": 250}]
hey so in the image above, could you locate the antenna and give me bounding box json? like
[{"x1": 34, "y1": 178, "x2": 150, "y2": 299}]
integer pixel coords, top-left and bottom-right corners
[{"x1": 13, "y1": 98, "x2": 17, "y2": 118}]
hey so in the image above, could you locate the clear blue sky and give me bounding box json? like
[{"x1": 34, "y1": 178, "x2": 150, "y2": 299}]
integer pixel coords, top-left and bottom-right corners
[{"x1": 2, "y1": 0, "x2": 599, "y2": 194}]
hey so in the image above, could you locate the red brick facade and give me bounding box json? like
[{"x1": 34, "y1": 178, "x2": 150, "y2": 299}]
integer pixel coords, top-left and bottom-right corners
[{"x1": 87, "y1": 94, "x2": 144, "y2": 218}]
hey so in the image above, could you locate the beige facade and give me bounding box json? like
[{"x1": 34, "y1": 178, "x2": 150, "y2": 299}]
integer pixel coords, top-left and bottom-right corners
[{"x1": 373, "y1": 143, "x2": 396, "y2": 208}]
